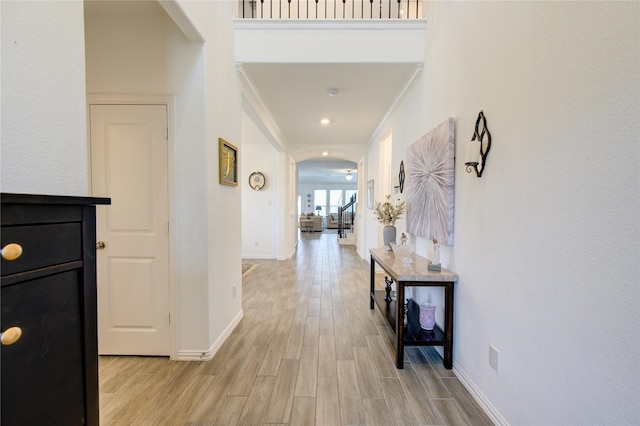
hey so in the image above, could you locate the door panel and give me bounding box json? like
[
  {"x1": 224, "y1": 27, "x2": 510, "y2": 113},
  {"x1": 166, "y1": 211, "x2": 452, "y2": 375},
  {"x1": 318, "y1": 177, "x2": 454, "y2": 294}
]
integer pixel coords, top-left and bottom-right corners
[{"x1": 90, "y1": 104, "x2": 170, "y2": 356}]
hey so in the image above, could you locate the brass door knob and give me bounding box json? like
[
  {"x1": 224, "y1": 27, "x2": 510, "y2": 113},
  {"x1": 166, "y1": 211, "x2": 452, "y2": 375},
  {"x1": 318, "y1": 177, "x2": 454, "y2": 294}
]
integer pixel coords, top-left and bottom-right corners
[
  {"x1": 1, "y1": 243, "x2": 23, "y2": 261},
  {"x1": 96, "y1": 241, "x2": 106, "y2": 250},
  {"x1": 1, "y1": 326, "x2": 22, "y2": 345}
]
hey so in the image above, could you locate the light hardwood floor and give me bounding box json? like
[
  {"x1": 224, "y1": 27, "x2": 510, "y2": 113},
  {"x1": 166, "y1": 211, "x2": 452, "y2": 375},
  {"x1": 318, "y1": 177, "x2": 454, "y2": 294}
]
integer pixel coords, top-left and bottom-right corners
[{"x1": 99, "y1": 231, "x2": 493, "y2": 425}]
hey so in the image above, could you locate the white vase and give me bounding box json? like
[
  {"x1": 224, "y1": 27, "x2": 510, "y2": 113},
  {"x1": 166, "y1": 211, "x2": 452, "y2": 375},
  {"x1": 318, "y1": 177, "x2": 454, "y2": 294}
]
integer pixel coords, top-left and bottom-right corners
[
  {"x1": 433, "y1": 244, "x2": 440, "y2": 264},
  {"x1": 383, "y1": 225, "x2": 396, "y2": 249}
]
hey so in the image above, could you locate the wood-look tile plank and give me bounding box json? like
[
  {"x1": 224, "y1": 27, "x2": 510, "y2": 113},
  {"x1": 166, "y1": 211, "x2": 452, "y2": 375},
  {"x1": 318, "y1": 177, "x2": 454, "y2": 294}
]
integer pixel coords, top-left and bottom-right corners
[
  {"x1": 293, "y1": 297, "x2": 311, "y2": 325},
  {"x1": 337, "y1": 360, "x2": 367, "y2": 425},
  {"x1": 380, "y1": 377, "x2": 419, "y2": 426},
  {"x1": 282, "y1": 324, "x2": 305, "y2": 360},
  {"x1": 442, "y1": 377, "x2": 494, "y2": 426},
  {"x1": 332, "y1": 303, "x2": 347, "y2": 325},
  {"x1": 366, "y1": 334, "x2": 399, "y2": 379},
  {"x1": 294, "y1": 344, "x2": 319, "y2": 397},
  {"x1": 320, "y1": 293, "x2": 333, "y2": 310},
  {"x1": 319, "y1": 307, "x2": 335, "y2": 335},
  {"x1": 318, "y1": 334, "x2": 337, "y2": 378},
  {"x1": 353, "y1": 346, "x2": 384, "y2": 399},
  {"x1": 236, "y1": 376, "x2": 275, "y2": 426},
  {"x1": 251, "y1": 314, "x2": 278, "y2": 347},
  {"x1": 431, "y1": 398, "x2": 469, "y2": 425},
  {"x1": 290, "y1": 397, "x2": 317, "y2": 425},
  {"x1": 415, "y1": 366, "x2": 452, "y2": 399},
  {"x1": 99, "y1": 357, "x2": 144, "y2": 394},
  {"x1": 363, "y1": 398, "x2": 394, "y2": 426},
  {"x1": 227, "y1": 345, "x2": 268, "y2": 396},
  {"x1": 210, "y1": 395, "x2": 247, "y2": 425},
  {"x1": 161, "y1": 374, "x2": 216, "y2": 424},
  {"x1": 257, "y1": 333, "x2": 287, "y2": 376},
  {"x1": 334, "y1": 324, "x2": 355, "y2": 361},
  {"x1": 109, "y1": 373, "x2": 170, "y2": 421},
  {"x1": 397, "y1": 366, "x2": 444, "y2": 425},
  {"x1": 186, "y1": 357, "x2": 244, "y2": 423},
  {"x1": 129, "y1": 393, "x2": 175, "y2": 426},
  {"x1": 303, "y1": 316, "x2": 320, "y2": 347},
  {"x1": 264, "y1": 359, "x2": 299, "y2": 424},
  {"x1": 274, "y1": 309, "x2": 295, "y2": 334},
  {"x1": 308, "y1": 297, "x2": 322, "y2": 316},
  {"x1": 316, "y1": 376, "x2": 341, "y2": 426}
]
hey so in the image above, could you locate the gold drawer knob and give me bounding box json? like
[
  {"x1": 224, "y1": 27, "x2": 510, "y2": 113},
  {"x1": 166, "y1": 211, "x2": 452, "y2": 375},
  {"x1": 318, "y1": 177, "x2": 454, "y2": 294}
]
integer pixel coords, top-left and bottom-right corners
[
  {"x1": 1, "y1": 326, "x2": 22, "y2": 346},
  {"x1": 1, "y1": 243, "x2": 23, "y2": 261},
  {"x1": 96, "y1": 241, "x2": 106, "y2": 250}
]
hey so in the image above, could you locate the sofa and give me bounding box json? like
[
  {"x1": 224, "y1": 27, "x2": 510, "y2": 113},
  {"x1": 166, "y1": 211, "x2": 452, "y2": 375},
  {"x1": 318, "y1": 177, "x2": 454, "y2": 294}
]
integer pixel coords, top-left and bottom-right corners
[
  {"x1": 299, "y1": 214, "x2": 323, "y2": 232},
  {"x1": 326, "y1": 213, "x2": 340, "y2": 229}
]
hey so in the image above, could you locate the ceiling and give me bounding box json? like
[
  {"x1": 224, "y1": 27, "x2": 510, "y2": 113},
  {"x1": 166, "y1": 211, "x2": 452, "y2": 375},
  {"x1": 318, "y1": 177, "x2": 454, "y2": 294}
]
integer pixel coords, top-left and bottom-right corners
[
  {"x1": 297, "y1": 159, "x2": 358, "y2": 185},
  {"x1": 241, "y1": 62, "x2": 417, "y2": 184},
  {"x1": 240, "y1": 63, "x2": 417, "y2": 162},
  {"x1": 85, "y1": 0, "x2": 419, "y2": 184}
]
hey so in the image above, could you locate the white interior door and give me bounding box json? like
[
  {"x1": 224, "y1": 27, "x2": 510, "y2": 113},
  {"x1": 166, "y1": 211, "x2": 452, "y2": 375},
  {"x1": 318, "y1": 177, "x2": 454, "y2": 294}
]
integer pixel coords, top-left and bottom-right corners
[{"x1": 90, "y1": 104, "x2": 170, "y2": 356}]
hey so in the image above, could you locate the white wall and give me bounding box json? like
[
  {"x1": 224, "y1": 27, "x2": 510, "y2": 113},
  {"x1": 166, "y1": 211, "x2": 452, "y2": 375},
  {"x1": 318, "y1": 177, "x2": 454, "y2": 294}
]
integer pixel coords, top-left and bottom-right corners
[
  {"x1": 241, "y1": 111, "x2": 279, "y2": 259},
  {"x1": 1, "y1": 1, "x2": 88, "y2": 196},
  {"x1": 85, "y1": 1, "x2": 243, "y2": 357},
  {"x1": 375, "y1": 1, "x2": 639, "y2": 424},
  {"x1": 175, "y1": 0, "x2": 243, "y2": 356}
]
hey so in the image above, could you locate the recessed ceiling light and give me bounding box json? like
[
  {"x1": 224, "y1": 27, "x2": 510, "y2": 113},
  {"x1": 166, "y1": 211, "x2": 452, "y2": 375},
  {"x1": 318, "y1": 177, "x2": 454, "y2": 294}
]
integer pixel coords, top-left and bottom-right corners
[
  {"x1": 320, "y1": 118, "x2": 331, "y2": 125},
  {"x1": 322, "y1": 151, "x2": 329, "y2": 156},
  {"x1": 327, "y1": 88, "x2": 339, "y2": 97}
]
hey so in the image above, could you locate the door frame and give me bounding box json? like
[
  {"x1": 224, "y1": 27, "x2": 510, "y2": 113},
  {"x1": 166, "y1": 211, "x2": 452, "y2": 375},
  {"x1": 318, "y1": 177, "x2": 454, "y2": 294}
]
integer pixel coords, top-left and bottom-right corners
[{"x1": 87, "y1": 94, "x2": 177, "y2": 359}]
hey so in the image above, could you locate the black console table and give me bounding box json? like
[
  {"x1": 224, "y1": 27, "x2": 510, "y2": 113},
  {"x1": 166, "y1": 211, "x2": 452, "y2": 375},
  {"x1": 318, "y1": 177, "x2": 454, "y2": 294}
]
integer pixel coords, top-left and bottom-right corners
[{"x1": 369, "y1": 248, "x2": 458, "y2": 369}]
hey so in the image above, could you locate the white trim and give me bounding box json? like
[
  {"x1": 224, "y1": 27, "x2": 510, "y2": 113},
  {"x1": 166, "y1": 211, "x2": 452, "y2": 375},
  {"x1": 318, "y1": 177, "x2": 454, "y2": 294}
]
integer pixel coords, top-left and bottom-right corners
[
  {"x1": 175, "y1": 309, "x2": 244, "y2": 361},
  {"x1": 237, "y1": 67, "x2": 288, "y2": 152},
  {"x1": 242, "y1": 255, "x2": 279, "y2": 260},
  {"x1": 158, "y1": 0, "x2": 204, "y2": 42},
  {"x1": 234, "y1": 19, "x2": 427, "y2": 31},
  {"x1": 87, "y1": 94, "x2": 178, "y2": 359},
  {"x1": 369, "y1": 63, "x2": 423, "y2": 145},
  {"x1": 453, "y1": 362, "x2": 510, "y2": 426}
]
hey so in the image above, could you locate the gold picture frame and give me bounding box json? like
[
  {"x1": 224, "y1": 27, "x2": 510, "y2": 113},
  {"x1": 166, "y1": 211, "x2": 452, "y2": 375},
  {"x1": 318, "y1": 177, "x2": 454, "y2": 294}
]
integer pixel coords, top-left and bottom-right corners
[{"x1": 219, "y1": 138, "x2": 238, "y2": 186}]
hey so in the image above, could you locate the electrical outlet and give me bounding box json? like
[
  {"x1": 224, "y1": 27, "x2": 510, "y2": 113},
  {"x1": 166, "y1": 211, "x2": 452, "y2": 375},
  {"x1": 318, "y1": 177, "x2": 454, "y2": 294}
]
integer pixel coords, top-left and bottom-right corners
[{"x1": 489, "y1": 345, "x2": 500, "y2": 372}]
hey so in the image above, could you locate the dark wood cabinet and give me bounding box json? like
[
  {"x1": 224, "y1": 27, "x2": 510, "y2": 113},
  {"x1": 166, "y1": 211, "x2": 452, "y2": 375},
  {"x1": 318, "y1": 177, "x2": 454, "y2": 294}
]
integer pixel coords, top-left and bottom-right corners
[{"x1": 1, "y1": 193, "x2": 109, "y2": 426}]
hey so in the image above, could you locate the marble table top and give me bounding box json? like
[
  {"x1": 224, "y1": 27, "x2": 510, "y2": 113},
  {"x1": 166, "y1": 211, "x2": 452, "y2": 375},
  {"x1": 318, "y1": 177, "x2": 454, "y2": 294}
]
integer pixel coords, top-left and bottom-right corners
[{"x1": 370, "y1": 248, "x2": 458, "y2": 282}]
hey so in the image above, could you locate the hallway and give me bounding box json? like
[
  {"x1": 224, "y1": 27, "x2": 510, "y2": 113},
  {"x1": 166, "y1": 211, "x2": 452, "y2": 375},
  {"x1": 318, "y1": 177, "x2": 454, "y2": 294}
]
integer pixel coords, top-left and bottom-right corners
[{"x1": 99, "y1": 233, "x2": 492, "y2": 425}]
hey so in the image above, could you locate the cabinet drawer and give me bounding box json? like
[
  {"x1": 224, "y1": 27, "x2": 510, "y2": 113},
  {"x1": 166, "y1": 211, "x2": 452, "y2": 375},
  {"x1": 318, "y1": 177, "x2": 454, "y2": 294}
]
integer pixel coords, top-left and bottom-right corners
[
  {"x1": 2, "y1": 270, "x2": 86, "y2": 425},
  {"x1": 1, "y1": 223, "x2": 82, "y2": 276}
]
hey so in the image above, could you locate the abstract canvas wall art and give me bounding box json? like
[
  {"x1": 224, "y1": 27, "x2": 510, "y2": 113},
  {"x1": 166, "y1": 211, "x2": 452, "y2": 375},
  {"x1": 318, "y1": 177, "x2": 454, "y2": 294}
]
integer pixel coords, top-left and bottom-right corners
[{"x1": 406, "y1": 118, "x2": 455, "y2": 246}]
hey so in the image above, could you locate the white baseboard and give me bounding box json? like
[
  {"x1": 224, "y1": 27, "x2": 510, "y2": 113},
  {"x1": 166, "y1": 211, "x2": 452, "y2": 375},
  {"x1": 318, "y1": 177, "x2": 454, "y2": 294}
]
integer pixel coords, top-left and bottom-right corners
[
  {"x1": 453, "y1": 362, "x2": 509, "y2": 426},
  {"x1": 175, "y1": 309, "x2": 244, "y2": 361}
]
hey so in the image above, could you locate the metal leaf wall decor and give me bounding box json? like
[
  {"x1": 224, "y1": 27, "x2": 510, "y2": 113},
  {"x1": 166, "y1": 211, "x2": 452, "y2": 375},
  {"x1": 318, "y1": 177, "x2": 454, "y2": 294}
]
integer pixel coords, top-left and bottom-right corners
[{"x1": 406, "y1": 118, "x2": 455, "y2": 246}]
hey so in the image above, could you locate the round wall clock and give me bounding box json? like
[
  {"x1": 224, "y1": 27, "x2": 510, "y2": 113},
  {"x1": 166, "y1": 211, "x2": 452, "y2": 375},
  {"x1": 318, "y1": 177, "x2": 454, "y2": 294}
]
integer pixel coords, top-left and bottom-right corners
[{"x1": 249, "y1": 172, "x2": 266, "y2": 190}]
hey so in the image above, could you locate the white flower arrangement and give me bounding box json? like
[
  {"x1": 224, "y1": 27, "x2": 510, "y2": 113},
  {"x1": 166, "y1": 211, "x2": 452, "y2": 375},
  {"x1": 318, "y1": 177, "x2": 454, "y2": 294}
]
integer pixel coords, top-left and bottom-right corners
[{"x1": 373, "y1": 195, "x2": 406, "y2": 226}]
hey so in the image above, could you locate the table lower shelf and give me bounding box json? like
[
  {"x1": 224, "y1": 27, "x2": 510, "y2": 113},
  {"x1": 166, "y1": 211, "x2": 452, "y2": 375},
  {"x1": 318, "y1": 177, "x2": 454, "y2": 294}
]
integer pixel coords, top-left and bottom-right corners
[{"x1": 372, "y1": 290, "x2": 445, "y2": 346}]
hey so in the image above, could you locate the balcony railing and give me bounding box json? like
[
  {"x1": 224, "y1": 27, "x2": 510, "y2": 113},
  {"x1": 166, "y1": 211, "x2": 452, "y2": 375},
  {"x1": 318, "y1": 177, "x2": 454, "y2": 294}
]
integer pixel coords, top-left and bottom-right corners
[{"x1": 239, "y1": 0, "x2": 424, "y2": 19}]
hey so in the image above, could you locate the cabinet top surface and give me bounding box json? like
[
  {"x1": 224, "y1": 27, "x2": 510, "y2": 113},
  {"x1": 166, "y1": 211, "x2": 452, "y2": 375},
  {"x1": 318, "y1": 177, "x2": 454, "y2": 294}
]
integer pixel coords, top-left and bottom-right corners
[
  {"x1": 1, "y1": 193, "x2": 111, "y2": 206},
  {"x1": 370, "y1": 248, "x2": 458, "y2": 282}
]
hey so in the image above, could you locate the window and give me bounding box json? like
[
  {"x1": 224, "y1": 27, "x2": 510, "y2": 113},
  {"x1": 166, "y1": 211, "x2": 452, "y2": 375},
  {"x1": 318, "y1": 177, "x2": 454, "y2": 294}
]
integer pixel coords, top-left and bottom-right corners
[
  {"x1": 329, "y1": 190, "x2": 343, "y2": 213},
  {"x1": 314, "y1": 190, "x2": 326, "y2": 216}
]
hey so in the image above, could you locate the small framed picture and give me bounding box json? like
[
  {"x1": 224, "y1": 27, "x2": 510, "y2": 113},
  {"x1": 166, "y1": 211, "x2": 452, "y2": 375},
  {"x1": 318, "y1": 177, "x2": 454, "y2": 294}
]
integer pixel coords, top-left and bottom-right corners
[
  {"x1": 367, "y1": 179, "x2": 374, "y2": 209},
  {"x1": 219, "y1": 138, "x2": 238, "y2": 186}
]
